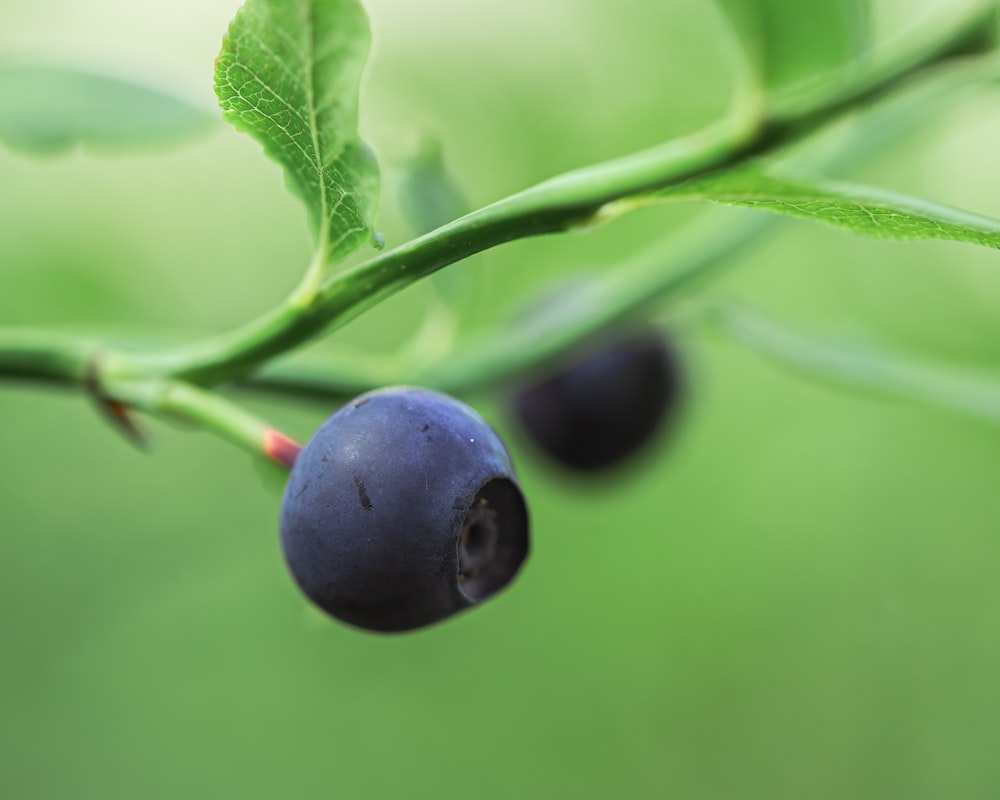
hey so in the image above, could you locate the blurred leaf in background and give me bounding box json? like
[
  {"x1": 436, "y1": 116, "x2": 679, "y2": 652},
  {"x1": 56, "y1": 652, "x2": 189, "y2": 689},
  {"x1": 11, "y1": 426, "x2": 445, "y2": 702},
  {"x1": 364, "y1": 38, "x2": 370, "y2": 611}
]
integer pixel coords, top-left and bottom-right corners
[
  {"x1": 715, "y1": 0, "x2": 869, "y2": 87},
  {"x1": 0, "y1": 62, "x2": 215, "y2": 155}
]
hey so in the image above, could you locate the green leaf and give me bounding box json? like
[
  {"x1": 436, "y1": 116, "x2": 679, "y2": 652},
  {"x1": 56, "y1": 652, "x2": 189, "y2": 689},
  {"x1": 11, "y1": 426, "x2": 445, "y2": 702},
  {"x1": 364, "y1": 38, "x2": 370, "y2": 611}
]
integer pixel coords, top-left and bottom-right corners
[
  {"x1": 215, "y1": 0, "x2": 379, "y2": 263},
  {"x1": 714, "y1": 303, "x2": 1000, "y2": 426},
  {"x1": 715, "y1": 0, "x2": 869, "y2": 89},
  {"x1": 657, "y1": 164, "x2": 1000, "y2": 251},
  {"x1": 0, "y1": 63, "x2": 214, "y2": 156}
]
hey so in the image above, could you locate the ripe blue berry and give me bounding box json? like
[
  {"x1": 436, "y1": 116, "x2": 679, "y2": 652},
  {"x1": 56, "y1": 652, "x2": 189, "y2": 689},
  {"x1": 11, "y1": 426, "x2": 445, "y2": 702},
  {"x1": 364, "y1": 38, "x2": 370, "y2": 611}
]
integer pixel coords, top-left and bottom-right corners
[
  {"x1": 510, "y1": 328, "x2": 683, "y2": 473},
  {"x1": 280, "y1": 387, "x2": 529, "y2": 633}
]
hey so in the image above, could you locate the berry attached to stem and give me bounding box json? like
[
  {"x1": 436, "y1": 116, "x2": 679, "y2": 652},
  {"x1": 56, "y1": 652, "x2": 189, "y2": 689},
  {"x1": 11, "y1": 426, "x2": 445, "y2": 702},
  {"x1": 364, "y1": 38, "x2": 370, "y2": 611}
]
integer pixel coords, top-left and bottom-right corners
[{"x1": 280, "y1": 387, "x2": 529, "y2": 632}]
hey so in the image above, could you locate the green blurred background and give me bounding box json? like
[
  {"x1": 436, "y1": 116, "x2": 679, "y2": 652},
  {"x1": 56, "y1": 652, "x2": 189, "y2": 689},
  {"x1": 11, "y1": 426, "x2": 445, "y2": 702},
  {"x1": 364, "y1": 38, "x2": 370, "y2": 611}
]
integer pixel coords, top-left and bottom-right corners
[{"x1": 3, "y1": 0, "x2": 1000, "y2": 797}]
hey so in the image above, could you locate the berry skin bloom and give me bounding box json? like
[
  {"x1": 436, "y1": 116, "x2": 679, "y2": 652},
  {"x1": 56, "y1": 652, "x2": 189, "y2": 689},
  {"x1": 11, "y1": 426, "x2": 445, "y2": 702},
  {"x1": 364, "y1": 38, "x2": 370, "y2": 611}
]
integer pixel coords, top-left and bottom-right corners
[{"x1": 280, "y1": 387, "x2": 529, "y2": 633}]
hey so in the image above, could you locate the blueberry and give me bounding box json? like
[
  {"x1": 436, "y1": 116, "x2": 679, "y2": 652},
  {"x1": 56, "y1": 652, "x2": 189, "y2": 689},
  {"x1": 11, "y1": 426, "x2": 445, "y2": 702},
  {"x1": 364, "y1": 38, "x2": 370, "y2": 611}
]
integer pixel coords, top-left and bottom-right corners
[
  {"x1": 280, "y1": 387, "x2": 529, "y2": 633},
  {"x1": 510, "y1": 328, "x2": 684, "y2": 473}
]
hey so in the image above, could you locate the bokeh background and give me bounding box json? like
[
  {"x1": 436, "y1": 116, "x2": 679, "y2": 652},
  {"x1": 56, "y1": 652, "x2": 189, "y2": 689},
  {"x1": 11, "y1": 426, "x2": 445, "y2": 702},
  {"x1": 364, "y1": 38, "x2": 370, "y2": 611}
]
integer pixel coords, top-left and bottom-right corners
[{"x1": 3, "y1": 0, "x2": 1000, "y2": 797}]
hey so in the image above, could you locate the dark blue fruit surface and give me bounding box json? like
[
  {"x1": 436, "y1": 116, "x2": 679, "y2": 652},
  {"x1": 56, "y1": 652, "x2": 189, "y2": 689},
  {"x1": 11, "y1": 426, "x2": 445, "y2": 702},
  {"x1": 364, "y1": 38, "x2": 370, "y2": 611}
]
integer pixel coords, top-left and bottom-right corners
[
  {"x1": 280, "y1": 387, "x2": 529, "y2": 633},
  {"x1": 511, "y1": 329, "x2": 684, "y2": 473}
]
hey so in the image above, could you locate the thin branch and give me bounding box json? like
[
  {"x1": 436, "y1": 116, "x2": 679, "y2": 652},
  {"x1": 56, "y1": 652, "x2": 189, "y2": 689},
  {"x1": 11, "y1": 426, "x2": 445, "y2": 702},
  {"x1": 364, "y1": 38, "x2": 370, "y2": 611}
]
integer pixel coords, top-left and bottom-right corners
[{"x1": 115, "y1": 0, "x2": 997, "y2": 388}]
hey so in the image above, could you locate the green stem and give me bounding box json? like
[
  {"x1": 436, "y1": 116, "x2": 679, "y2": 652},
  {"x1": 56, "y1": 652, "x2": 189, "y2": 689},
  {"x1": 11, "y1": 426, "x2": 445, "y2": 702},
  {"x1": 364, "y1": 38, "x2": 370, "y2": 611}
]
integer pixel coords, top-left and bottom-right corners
[
  {"x1": 0, "y1": 328, "x2": 96, "y2": 387},
  {"x1": 0, "y1": 329, "x2": 302, "y2": 463},
  {"x1": 118, "y1": 111, "x2": 756, "y2": 387},
  {"x1": 763, "y1": 0, "x2": 998, "y2": 133},
  {"x1": 107, "y1": 377, "x2": 302, "y2": 467},
  {"x1": 246, "y1": 209, "x2": 775, "y2": 401},
  {"x1": 242, "y1": 49, "x2": 1000, "y2": 403},
  {"x1": 109, "y1": 0, "x2": 995, "y2": 388}
]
